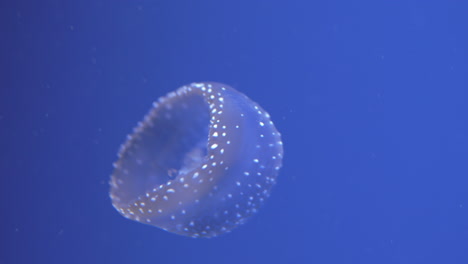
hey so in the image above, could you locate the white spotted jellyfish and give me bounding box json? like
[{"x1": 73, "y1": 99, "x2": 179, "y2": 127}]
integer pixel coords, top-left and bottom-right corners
[{"x1": 110, "y1": 82, "x2": 283, "y2": 238}]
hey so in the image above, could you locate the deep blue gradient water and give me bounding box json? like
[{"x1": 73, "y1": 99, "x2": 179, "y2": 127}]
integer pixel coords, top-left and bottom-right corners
[{"x1": 1, "y1": 1, "x2": 467, "y2": 263}]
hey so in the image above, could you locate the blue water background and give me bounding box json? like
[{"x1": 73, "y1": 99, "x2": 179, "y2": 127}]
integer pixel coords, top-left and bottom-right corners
[{"x1": 1, "y1": 1, "x2": 467, "y2": 263}]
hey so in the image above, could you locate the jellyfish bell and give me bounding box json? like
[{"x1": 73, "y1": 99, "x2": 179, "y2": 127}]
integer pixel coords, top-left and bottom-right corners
[{"x1": 110, "y1": 82, "x2": 283, "y2": 238}]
